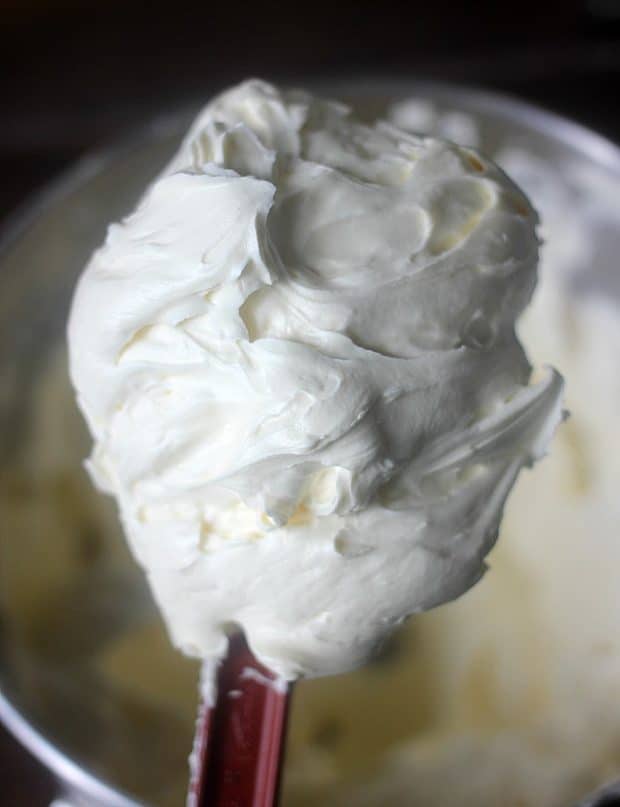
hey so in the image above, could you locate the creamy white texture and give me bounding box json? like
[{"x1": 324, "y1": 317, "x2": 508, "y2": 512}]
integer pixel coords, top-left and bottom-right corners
[
  {"x1": 277, "y1": 115, "x2": 620, "y2": 804},
  {"x1": 68, "y1": 80, "x2": 563, "y2": 678}
]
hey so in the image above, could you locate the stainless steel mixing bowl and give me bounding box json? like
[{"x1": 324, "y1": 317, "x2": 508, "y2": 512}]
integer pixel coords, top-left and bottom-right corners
[{"x1": 1, "y1": 80, "x2": 620, "y2": 807}]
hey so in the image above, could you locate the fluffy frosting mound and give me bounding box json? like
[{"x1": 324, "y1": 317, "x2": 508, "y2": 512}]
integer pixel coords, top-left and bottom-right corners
[{"x1": 68, "y1": 80, "x2": 563, "y2": 678}]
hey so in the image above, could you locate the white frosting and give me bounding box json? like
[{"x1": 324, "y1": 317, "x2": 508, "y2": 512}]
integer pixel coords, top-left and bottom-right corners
[
  {"x1": 68, "y1": 80, "x2": 562, "y2": 678},
  {"x1": 280, "y1": 152, "x2": 620, "y2": 806}
]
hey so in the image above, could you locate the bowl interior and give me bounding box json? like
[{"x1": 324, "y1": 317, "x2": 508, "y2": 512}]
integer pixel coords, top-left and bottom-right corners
[{"x1": 1, "y1": 83, "x2": 620, "y2": 807}]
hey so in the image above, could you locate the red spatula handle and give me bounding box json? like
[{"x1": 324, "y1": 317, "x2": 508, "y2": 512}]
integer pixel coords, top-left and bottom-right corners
[{"x1": 188, "y1": 633, "x2": 292, "y2": 807}]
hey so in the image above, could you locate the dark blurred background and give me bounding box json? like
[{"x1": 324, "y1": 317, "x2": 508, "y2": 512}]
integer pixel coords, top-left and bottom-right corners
[
  {"x1": 2, "y1": 0, "x2": 620, "y2": 226},
  {"x1": 1, "y1": 0, "x2": 619, "y2": 801}
]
